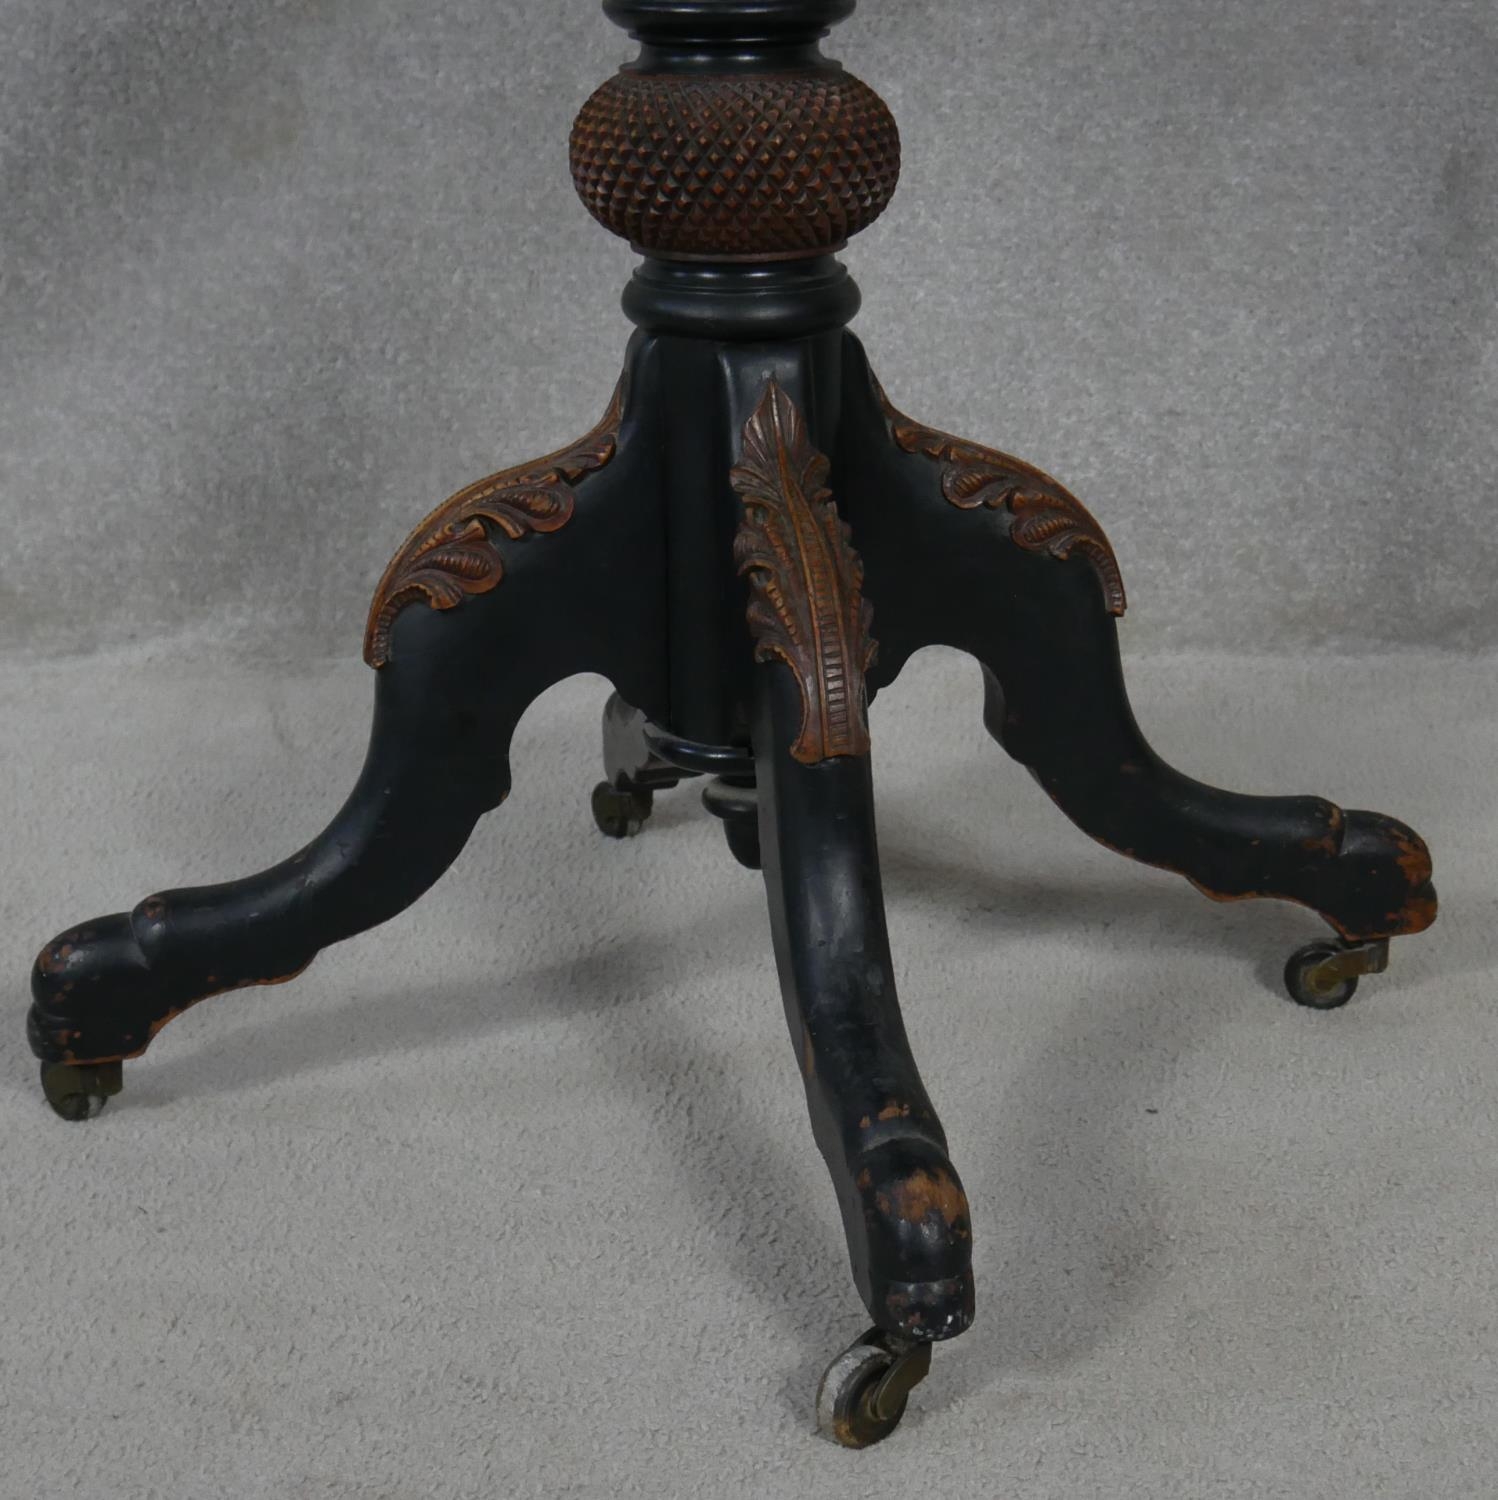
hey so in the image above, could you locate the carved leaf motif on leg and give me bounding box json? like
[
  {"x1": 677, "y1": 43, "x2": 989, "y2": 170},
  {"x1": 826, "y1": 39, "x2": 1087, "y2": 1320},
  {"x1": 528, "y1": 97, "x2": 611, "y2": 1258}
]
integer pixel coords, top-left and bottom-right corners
[
  {"x1": 876, "y1": 380, "x2": 1127, "y2": 617},
  {"x1": 731, "y1": 380, "x2": 878, "y2": 764},
  {"x1": 363, "y1": 375, "x2": 628, "y2": 667}
]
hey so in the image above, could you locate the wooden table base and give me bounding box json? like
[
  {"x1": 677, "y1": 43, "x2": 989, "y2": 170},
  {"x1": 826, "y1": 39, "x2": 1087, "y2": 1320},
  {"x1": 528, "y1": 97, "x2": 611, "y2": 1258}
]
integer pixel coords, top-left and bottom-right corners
[{"x1": 29, "y1": 0, "x2": 1438, "y2": 1448}]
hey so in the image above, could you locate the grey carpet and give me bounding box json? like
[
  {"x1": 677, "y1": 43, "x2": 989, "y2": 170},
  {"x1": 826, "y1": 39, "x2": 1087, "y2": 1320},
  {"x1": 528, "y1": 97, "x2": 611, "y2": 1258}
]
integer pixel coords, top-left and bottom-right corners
[{"x1": 3, "y1": 645, "x2": 1493, "y2": 1498}]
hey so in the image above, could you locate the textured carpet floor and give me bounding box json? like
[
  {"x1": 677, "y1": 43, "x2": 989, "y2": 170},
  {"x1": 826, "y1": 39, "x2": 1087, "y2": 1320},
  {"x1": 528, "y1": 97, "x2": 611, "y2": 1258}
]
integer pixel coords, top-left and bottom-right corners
[{"x1": 2, "y1": 643, "x2": 1493, "y2": 1499}]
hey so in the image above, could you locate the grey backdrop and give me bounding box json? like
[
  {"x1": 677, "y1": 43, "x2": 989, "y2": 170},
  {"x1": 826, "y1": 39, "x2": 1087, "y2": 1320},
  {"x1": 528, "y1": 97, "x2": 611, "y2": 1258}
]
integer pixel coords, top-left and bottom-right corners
[{"x1": 3, "y1": 0, "x2": 1495, "y2": 661}]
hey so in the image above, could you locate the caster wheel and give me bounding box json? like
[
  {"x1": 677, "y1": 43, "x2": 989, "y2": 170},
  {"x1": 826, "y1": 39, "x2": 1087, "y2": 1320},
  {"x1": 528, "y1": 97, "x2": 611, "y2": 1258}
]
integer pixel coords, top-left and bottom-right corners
[
  {"x1": 1284, "y1": 940, "x2": 1362, "y2": 1009},
  {"x1": 723, "y1": 816, "x2": 761, "y2": 871},
  {"x1": 815, "y1": 1329, "x2": 932, "y2": 1449},
  {"x1": 591, "y1": 781, "x2": 653, "y2": 839},
  {"x1": 40, "y1": 1060, "x2": 124, "y2": 1122}
]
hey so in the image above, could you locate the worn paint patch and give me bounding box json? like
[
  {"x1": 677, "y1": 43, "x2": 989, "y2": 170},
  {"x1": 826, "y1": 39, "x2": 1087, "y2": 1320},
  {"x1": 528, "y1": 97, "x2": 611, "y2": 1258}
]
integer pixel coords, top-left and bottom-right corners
[
  {"x1": 1390, "y1": 825, "x2": 1434, "y2": 888},
  {"x1": 889, "y1": 1168, "x2": 969, "y2": 1231},
  {"x1": 884, "y1": 1288, "x2": 925, "y2": 1330},
  {"x1": 1393, "y1": 891, "x2": 1439, "y2": 935},
  {"x1": 37, "y1": 941, "x2": 76, "y2": 974}
]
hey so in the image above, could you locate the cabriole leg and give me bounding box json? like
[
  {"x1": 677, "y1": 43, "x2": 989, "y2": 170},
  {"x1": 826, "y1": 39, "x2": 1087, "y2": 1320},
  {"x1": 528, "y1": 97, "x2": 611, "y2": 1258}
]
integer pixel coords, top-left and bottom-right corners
[
  {"x1": 733, "y1": 376, "x2": 971, "y2": 1447},
  {"x1": 755, "y1": 666, "x2": 975, "y2": 1346},
  {"x1": 31, "y1": 366, "x2": 667, "y2": 1117},
  {"x1": 837, "y1": 336, "x2": 1437, "y2": 1004}
]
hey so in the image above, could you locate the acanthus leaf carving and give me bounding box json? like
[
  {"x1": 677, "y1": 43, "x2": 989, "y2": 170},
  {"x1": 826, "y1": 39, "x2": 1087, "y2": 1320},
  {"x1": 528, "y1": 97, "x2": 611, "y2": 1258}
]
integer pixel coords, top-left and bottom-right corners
[
  {"x1": 731, "y1": 380, "x2": 877, "y2": 764},
  {"x1": 363, "y1": 376, "x2": 628, "y2": 668},
  {"x1": 879, "y1": 383, "x2": 1127, "y2": 617}
]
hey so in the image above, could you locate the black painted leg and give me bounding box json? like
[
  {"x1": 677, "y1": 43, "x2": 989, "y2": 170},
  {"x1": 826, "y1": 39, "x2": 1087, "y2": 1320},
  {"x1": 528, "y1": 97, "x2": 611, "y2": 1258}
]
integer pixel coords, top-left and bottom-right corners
[
  {"x1": 754, "y1": 665, "x2": 974, "y2": 1342},
  {"x1": 31, "y1": 355, "x2": 669, "y2": 1112},
  {"x1": 977, "y1": 612, "x2": 1437, "y2": 948},
  {"x1": 838, "y1": 335, "x2": 1437, "y2": 980},
  {"x1": 30, "y1": 640, "x2": 515, "y2": 1077}
]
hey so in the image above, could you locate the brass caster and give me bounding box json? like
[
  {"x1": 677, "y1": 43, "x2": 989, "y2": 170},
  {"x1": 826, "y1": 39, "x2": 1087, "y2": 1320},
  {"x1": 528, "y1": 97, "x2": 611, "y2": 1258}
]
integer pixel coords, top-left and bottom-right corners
[
  {"x1": 591, "y1": 781, "x2": 653, "y2": 839},
  {"x1": 815, "y1": 1329, "x2": 933, "y2": 1449},
  {"x1": 1284, "y1": 937, "x2": 1391, "y2": 1010},
  {"x1": 40, "y1": 1060, "x2": 124, "y2": 1122}
]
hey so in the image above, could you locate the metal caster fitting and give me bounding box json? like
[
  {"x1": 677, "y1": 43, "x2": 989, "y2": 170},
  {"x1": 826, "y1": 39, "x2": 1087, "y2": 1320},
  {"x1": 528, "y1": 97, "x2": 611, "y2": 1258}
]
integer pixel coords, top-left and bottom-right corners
[
  {"x1": 591, "y1": 781, "x2": 653, "y2": 839},
  {"x1": 1283, "y1": 938, "x2": 1391, "y2": 1010},
  {"x1": 40, "y1": 1060, "x2": 124, "y2": 1122},
  {"x1": 815, "y1": 1329, "x2": 933, "y2": 1448}
]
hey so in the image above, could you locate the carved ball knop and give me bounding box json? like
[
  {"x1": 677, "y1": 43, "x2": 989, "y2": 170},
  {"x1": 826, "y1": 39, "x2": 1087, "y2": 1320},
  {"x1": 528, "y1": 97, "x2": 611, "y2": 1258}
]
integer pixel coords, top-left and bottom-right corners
[{"x1": 569, "y1": 68, "x2": 901, "y2": 262}]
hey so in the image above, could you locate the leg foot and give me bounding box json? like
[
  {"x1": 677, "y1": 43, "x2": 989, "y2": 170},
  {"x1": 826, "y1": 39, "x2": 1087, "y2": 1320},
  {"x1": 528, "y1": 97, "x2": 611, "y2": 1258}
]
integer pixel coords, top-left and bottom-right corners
[{"x1": 816, "y1": 1328, "x2": 933, "y2": 1449}]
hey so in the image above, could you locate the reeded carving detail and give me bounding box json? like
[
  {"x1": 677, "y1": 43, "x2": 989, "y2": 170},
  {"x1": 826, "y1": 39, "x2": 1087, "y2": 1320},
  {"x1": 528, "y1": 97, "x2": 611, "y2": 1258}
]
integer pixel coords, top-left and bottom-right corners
[
  {"x1": 570, "y1": 70, "x2": 900, "y2": 262},
  {"x1": 732, "y1": 381, "x2": 877, "y2": 764},
  {"x1": 364, "y1": 378, "x2": 628, "y2": 668},
  {"x1": 879, "y1": 385, "x2": 1127, "y2": 617}
]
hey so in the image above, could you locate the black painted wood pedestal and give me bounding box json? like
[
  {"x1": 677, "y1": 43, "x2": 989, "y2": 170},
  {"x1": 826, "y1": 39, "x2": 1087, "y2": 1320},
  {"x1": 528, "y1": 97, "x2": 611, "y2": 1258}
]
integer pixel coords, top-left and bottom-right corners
[{"x1": 28, "y1": 0, "x2": 1438, "y2": 1448}]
